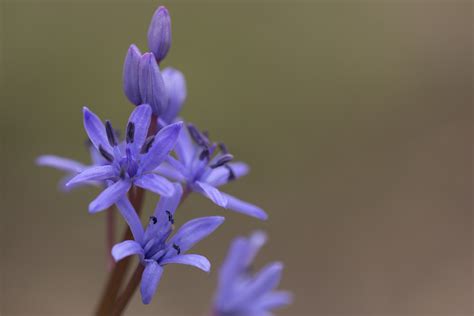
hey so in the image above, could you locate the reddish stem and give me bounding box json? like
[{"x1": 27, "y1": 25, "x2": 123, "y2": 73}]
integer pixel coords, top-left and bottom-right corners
[{"x1": 106, "y1": 206, "x2": 116, "y2": 271}]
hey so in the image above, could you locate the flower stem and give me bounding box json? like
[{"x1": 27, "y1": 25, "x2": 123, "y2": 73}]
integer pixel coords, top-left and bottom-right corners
[
  {"x1": 106, "y1": 206, "x2": 116, "y2": 271},
  {"x1": 95, "y1": 187, "x2": 145, "y2": 315},
  {"x1": 111, "y1": 264, "x2": 145, "y2": 316}
]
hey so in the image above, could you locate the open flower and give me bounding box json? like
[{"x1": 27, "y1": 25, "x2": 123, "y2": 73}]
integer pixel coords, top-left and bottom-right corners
[
  {"x1": 156, "y1": 124, "x2": 267, "y2": 220},
  {"x1": 112, "y1": 184, "x2": 224, "y2": 304},
  {"x1": 66, "y1": 104, "x2": 183, "y2": 213},
  {"x1": 213, "y1": 232, "x2": 292, "y2": 316}
]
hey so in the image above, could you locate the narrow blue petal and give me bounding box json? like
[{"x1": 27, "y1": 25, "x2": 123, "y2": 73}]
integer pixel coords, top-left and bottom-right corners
[
  {"x1": 127, "y1": 104, "x2": 152, "y2": 149},
  {"x1": 36, "y1": 155, "x2": 85, "y2": 173},
  {"x1": 220, "y1": 192, "x2": 268, "y2": 220},
  {"x1": 161, "y1": 67, "x2": 186, "y2": 123},
  {"x1": 89, "y1": 180, "x2": 131, "y2": 213},
  {"x1": 195, "y1": 181, "x2": 228, "y2": 208},
  {"x1": 257, "y1": 291, "x2": 293, "y2": 310},
  {"x1": 111, "y1": 240, "x2": 144, "y2": 262},
  {"x1": 115, "y1": 197, "x2": 145, "y2": 243},
  {"x1": 140, "y1": 121, "x2": 183, "y2": 172},
  {"x1": 66, "y1": 165, "x2": 115, "y2": 187},
  {"x1": 230, "y1": 262, "x2": 284, "y2": 309},
  {"x1": 160, "y1": 254, "x2": 210, "y2": 272},
  {"x1": 243, "y1": 231, "x2": 267, "y2": 267},
  {"x1": 138, "y1": 53, "x2": 168, "y2": 116},
  {"x1": 154, "y1": 164, "x2": 186, "y2": 182},
  {"x1": 134, "y1": 173, "x2": 174, "y2": 197},
  {"x1": 166, "y1": 216, "x2": 225, "y2": 257},
  {"x1": 154, "y1": 182, "x2": 182, "y2": 218},
  {"x1": 123, "y1": 44, "x2": 142, "y2": 105},
  {"x1": 83, "y1": 107, "x2": 113, "y2": 153},
  {"x1": 140, "y1": 261, "x2": 164, "y2": 304},
  {"x1": 147, "y1": 6, "x2": 171, "y2": 62},
  {"x1": 174, "y1": 127, "x2": 194, "y2": 166},
  {"x1": 205, "y1": 161, "x2": 249, "y2": 187}
]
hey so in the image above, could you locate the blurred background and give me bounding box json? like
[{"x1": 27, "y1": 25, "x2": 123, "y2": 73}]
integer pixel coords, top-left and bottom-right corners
[{"x1": 1, "y1": 0, "x2": 472, "y2": 315}]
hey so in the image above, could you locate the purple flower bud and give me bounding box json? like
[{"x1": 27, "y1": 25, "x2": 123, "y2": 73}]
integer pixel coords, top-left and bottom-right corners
[
  {"x1": 123, "y1": 44, "x2": 142, "y2": 105},
  {"x1": 147, "y1": 6, "x2": 172, "y2": 63},
  {"x1": 138, "y1": 53, "x2": 168, "y2": 116},
  {"x1": 161, "y1": 67, "x2": 187, "y2": 123}
]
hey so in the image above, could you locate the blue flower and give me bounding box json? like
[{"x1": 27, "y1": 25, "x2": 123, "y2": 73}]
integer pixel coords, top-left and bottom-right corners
[
  {"x1": 36, "y1": 142, "x2": 109, "y2": 191},
  {"x1": 156, "y1": 124, "x2": 268, "y2": 220},
  {"x1": 123, "y1": 46, "x2": 168, "y2": 116},
  {"x1": 159, "y1": 67, "x2": 187, "y2": 125},
  {"x1": 66, "y1": 104, "x2": 183, "y2": 213},
  {"x1": 112, "y1": 184, "x2": 224, "y2": 304},
  {"x1": 214, "y1": 232, "x2": 292, "y2": 316},
  {"x1": 147, "y1": 6, "x2": 172, "y2": 63}
]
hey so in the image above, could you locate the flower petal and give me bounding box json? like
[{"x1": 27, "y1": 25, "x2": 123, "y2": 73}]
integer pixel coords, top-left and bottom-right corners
[
  {"x1": 36, "y1": 155, "x2": 86, "y2": 173},
  {"x1": 147, "y1": 6, "x2": 172, "y2": 62},
  {"x1": 123, "y1": 44, "x2": 142, "y2": 105},
  {"x1": 83, "y1": 107, "x2": 113, "y2": 153},
  {"x1": 139, "y1": 121, "x2": 183, "y2": 172},
  {"x1": 161, "y1": 67, "x2": 186, "y2": 123},
  {"x1": 160, "y1": 254, "x2": 210, "y2": 272},
  {"x1": 205, "y1": 162, "x2": 249, "y2": 187},
  {"x1": 257, "y1": 291, "x2": 293, "y2": 310},
  {"x1": 195, "y1": 181, "x2": 227, "y2": 208},
  {"x1": 115, "y1": 197, "x2": 145, "y2": 243},
  {"x1": 89, "y1": 180, "x2": 131, "y2": 213},
  {"x1": 154, "y1": 163, "x2": 186, "y2": 182},
  {"x1": 138, "y1": 52, "x2": 168, "y2": 116},
  {"x1": 134, "y1": 173, "x2": 174, "y2": 197},
  {"x1": 111, "y1": 240, "x2": 144, "y2": 262},
  {"x1": 174, "y1": 127, "x2": 194, "y2": 166},
  {"x1": 127, "y1": 104, "x2": 152, "y2": 149},
  {"x1": 140, "y1": 261, "x2": 164, "y2": 304},
  {"x1": 166, "y1": 216, "x2": 224, "y2": 256},
  {"x1": 66, "y1": 165, "x2": 115, "y2": 187},
  {"x1": 220, "y1": 192, "x2": 268, "y2": 220}
]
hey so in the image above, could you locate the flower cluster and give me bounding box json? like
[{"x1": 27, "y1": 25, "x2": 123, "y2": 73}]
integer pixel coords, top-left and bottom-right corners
[{"x1": 37, "y1": 5, "x2": 291, "y2": 315}]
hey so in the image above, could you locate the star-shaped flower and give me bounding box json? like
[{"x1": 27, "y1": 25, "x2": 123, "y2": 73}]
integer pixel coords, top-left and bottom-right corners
[
  {"x1": 214, "y1": 232, "x2": 292, "y2": 316},
  {"x1": 67, "y1": 104, "x2": 183, "y2": 213},
  {"x1": 156, "y1": 124, "x2": 267, "y2": 220},
  {"x1": 112, "y1": 184, "x2": 224, "y2": 304}
]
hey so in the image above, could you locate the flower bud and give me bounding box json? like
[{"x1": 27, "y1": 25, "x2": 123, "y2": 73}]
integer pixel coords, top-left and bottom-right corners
[
  {"x1": 147, "y1": 6, "x2": 172, "y2": 63},
  {"x1": 138, "y1": 52, "x2": 168, "y2": 116},
  {"x1": 161, "y1": 67, "x2": 187, "y2": 123},
  {"x1": 123, "y1": 44, "x2": 142, "y2": 105}
]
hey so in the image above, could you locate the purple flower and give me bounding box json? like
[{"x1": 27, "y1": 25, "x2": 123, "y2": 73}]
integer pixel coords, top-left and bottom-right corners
[
  {"x1": 156, "y1": 124, "x2": 267, "y2": 220},
  {"x1": 214, "y1": 232, "x2": 292, "y2": 316},
  {"x1": 66, "y1": 104, "x2": 183, "y2": 213},
  {"x1": 160, "y1": 67, "x2": 187, "y2": 125},
  {"x1": 123, "y1": 46, "x2": 168, "y2": 116},
  {"x1": 36, "y1": 143, "x2": 109, "y2": 191},
  {"x1": 147, "y1": 6, "x2": 172, "y2": 63},
  {"x1": 112, "y1": 184, "x2": 224, "y2": 304}
]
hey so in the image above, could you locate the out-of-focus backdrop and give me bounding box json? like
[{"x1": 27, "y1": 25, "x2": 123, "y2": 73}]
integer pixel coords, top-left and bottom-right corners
[{"x1": 1, "y1": 1, "x2": 472, "y2": 315}]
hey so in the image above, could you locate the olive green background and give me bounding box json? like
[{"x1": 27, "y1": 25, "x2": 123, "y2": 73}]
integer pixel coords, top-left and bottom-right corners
[{"x1": 1, "y1": 0, "x2": 472, "y2": 315}]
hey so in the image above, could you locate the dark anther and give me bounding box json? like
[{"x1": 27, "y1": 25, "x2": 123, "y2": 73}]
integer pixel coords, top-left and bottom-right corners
[
  {"x1": 202, "y1": 130, "x2": 209, "y2": 138},
  {"x1": 149, "y1": 216, "x2": 158, "y2": 224},
  {"x1": 105, "y1": 120, "x2": 117, "y2": 146},
  {"x1": 119, "y1": 167, "x2": 126, "y2": 179},
  {"x1": 210, "y1": 154, "x2": 234, "y2": 169},
  {"x1": 126, "y1": 122, "x2": 135, "y2": 144},
  {"x1": 225, "y1": 164, "x2": 236, "y2": 181},
  {"x1": 218, "y1": 142, "x2": 229, "y2": 154},
  {"x1": 199, "y1": 147, "x2": 210, "y2": 161},
  {"x1": 140, "y1": 135, "x2": 155, "y2": 154},
  {"x1": 99, "y1": 145, "x2": 114, "y2": 162},
  {"x1": 187, "y1": 123, "x2": 207, "y2": 146},
  {"x1": 165, "y1": 210, "x2": 175, "y2": 224},
  {"x1": 173, "y1": 243, "x2": 181, "y2": 255}
]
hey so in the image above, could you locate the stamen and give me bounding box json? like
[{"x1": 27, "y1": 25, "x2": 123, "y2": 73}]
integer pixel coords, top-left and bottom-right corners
[
  {"x1": 218, "y1": 142, "x2": 229, "y2": 154},
  {"x1": 126, "y1": 122, "x2": 135, "y2": 144},
  {"x1": 149, "y1": 216, "x2": 158, "y2": 224},
  {"x1": 199, "y1": 147, "x2": 210, "y2": 161},
  {"x1": 98, "y1": 145, "x2": 114, "y2": 162},
  {"x1": 225, "y1": 164, "x2": 236, "y2": 181},
  {"x1": 165, "y1": 210, "x2": 174, "y2": 224},
  {"x1": 172, "y1": 243, "x2": 181, "y2": 255},
  {"x1": 140, "y1": 135, "x2": 155, "y2": 154},
  {"x1": 187, "y1": 123, "x2": 207, "y2": 146},
  {"x1": 210, "y1": 154, "x2": 234, "y2": 168},
  {"x1": 105, "y1": 120, "x2": 117, "y2": 146},
  {"x1": 119, "y1": 167, "x2": 126, "y2": 179}
]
